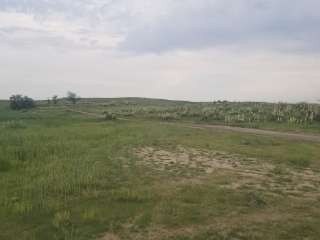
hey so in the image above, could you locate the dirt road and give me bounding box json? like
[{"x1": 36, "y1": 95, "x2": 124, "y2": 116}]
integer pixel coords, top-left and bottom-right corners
[
  {"x1": 66, "y1": 108, "x2": 320, "y2": 143},
  {"x1": 174, "y1": 123, "x2": 320, "y2": 142},
  {"x1": 66, "y1": 108, "x2": 104, "y2": 118}
]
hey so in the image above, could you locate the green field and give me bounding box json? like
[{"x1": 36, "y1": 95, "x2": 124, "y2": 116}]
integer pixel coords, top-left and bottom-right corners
[{"x1": 1, "y1": 99, "x2": 320, "y2": 240}]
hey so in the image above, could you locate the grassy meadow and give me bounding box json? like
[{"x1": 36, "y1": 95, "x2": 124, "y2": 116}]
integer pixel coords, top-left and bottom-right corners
[{"x1": 1, "y1": 99, "x2": 320, "y2": 240}]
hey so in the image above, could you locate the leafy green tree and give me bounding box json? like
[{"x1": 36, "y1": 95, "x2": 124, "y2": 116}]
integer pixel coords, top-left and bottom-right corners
[
  {"x1": 66, "y1": 91, "x2": 79, "y2": 104},
  {"x1": 9, "y1": 95, "x2": 35, "y2": 110}
]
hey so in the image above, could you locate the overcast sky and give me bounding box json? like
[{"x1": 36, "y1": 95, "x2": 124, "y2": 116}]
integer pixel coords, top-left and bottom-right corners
[{"x1": 0, "y1": 0, "x2": 319, "y2": 102}]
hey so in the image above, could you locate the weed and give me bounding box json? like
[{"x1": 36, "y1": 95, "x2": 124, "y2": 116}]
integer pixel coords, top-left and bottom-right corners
[
  {"x1": 271, "y1": 165, "x2": 288, "y2": 175},
  {"x1": 53, "y1": 210, "x2": 71, "y2": 228},
  {"x1": 245, "y1": 191, "x2": 267, "y2": 208},
  {"x1": 81, "y1": 209, "x2": 97, "y2": 222},
  {"x1": 289, "y1": 158, "x2": 311, "y2": 168},
  {"x1": 110, "y1": 188, "x2": 150, "y2": 202},
  {"x1": 12, "y1": 201, "x2": 33, "y2": 215}
]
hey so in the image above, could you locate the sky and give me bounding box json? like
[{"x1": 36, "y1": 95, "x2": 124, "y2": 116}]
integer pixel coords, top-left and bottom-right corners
[{"x1": 0, "y1": 0, "x2": 319, "y2": 102}]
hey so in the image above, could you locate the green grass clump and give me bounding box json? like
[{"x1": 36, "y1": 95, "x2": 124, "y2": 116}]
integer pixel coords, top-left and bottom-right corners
[
  {"x1": 289, "y1": 158, "x2": 311, "y2": 168},
  {"x1": 110, "y1": 188, "x2": 151, "y2": 202},
  {"x1": 0, "y1": 159, "x2": 11, "y2": 172}
]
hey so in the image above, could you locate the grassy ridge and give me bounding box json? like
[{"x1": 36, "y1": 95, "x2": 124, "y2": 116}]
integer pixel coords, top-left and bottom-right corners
[{"x1": 1, "y1": 102, "x2": 320, "y2": 239}]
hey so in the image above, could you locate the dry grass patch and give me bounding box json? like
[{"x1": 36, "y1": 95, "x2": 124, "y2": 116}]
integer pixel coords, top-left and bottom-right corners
[
  {"x1": 134, "y1": 146, "x2": 320, "y2": 200},
  {"x1": 100, "y1": 233, "x2": 121, "y2": 240}
]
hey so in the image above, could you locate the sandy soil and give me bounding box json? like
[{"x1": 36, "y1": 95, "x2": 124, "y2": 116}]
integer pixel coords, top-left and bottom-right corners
[{"x1": 134, "y1": 146, "x2": 320, "y2": 200}]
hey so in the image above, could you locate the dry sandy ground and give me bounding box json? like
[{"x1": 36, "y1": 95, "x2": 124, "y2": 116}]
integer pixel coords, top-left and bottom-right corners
[{"x1": 134, "y1": 146, "x2": 320, "y2": 200}]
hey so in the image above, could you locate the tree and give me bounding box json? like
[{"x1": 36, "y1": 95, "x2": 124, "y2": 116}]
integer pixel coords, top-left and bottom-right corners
[
  {"x1": 52, "y1": 95, "x2": 58, "y2": 105},
  {"x1": 66, "y1": 91, "x2": 79, "y2": 104},
  {"x1": 9, "y1": 95, "x2": 35, "y2": 110}
]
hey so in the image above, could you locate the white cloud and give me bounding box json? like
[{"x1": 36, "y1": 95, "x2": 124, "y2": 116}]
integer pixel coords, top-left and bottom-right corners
[
  {"x1": 0, "y1": 11, "x2": 122, "y2": 50},
  {"x1": 0, "y1": 0, "x2": 319, "y2": 102}
]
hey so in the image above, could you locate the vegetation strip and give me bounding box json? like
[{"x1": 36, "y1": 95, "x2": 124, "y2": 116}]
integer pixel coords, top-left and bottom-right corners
[{"x1": 65, "y1": 107, "x2": 320, "y2": 142}]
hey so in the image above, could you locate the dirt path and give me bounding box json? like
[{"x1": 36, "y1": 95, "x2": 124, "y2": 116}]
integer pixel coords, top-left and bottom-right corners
[
  {"x1": 66, "y1": 108, "x2": 320, "y2": 143},
  {"x1": 176, "y1": 123, "x2": 320, "y2": 143},
  {"x1": 66, "y1": 108, "x2": 104, "y2": 118},
  {"x1": 65, "y1": 108, "x2": 129, "y2": 120}
]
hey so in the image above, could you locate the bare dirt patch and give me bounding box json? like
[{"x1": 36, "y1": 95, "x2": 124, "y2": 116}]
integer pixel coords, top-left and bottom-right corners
[
  {"x1": 99, "y1": 233, "x2": 121, "y2": 240},
  {"x1": 99, "y1": 211, "x2": 293, "y2": 240},
  {"x1": 134, "y1": 146, "x2": 272, "y2": 175},
  {"x1": 134, "y1": 146, "x2": 320, "y2": 200}
]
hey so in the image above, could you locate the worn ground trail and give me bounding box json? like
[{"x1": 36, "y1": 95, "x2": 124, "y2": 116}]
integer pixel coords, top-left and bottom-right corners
[
  {"x1": 66, "y1": 108, "x2": 320, "y2": 143},
  {"x1": 169, "y1": 122, "x2": 320, "y2": 142},
  {"x1": 65, "y1": 108, "x2": 129, "y2": 120},
  {"x1": 66, "y1": 108, "x2": 104, "y2": 118}
]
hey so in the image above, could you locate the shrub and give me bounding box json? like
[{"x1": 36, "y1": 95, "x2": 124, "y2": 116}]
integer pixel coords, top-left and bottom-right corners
[
  {"x1": 9, "y1": 95, "x2": 35, "y2": 110},
  {"x1": 159, "y1": 112, "x2": 180, "y2": 121},
  {"x1": 103, "y1": 111, "x2": 117, "y2": 120},
  {"x1": 245, "y1": 191, "x2": 267, "y2": 208}
]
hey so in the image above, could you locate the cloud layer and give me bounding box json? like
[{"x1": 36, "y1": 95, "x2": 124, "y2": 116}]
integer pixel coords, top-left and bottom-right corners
[
  {"x1": 0, "y1": 0, "x2": 319, "y2": 102},
  {"x1": 121, "y1": 0, "x2": 320, "y2": 53}
]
